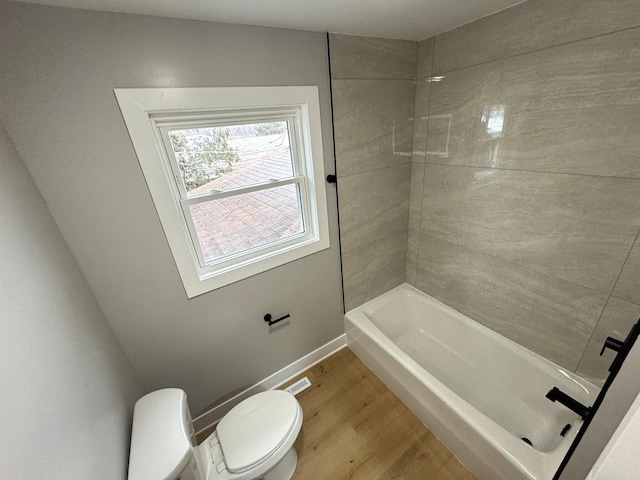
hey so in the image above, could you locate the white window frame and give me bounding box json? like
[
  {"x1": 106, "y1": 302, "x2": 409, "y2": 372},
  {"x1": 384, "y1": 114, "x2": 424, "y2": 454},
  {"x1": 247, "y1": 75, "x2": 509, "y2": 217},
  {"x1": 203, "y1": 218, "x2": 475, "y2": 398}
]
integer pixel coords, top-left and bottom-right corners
[{"x1": 115, "y1": 87, "x2": 330, "y2": 298}]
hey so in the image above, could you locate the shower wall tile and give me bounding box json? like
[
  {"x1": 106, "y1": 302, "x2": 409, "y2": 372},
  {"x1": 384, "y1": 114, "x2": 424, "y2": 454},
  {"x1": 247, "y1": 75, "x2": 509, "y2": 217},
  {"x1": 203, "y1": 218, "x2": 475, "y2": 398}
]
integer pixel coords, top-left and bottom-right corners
[
  {"x1": 416, "y1": 37, "x2": 434, "y2": 79},
  {"x1": 343, "y1": 231, "x2": 408, "y2": 312},
  {"x1": 419, "y1": 164, "x2": 640, "y2": 294},
  {"x1": 405, "y1": 229, "x2": 420, "y2": 286},
  {"x1": 415, "y1": 234, "x2": 607, "y2": 370},
  {"x1": 411, "y1": 77, "x2": 430, "y2": 163},
  {"x1": 408, "y1": 162, "x2": 424, "y2": 231},
  {"x1": 426, "y1": 27, "x2": 640, "y2": 178},
  {"x1": 404, "y1": 0, "x2": 640, "y2": 379},
  {"x1": 332, "y1": 79, "x2": 415, "y2": 177},
  {"x1": 612, "y1": 238, "x2": 640, "y2": 305},
  {"x1": 329, "y1": 34, "x2": 417, "y2": 311},
  {"x1": 328, "y1": 34, "x2": 418, "y2": 79},
  {"x1": 576, "y1": 296, "x2": 640, "y2": 384},
  {"x1": 433, "y1": 0, "x2": 640, "y2": 74},
  {"x1": 338, "y1": 164, "x2": 410, "y2": 254}
]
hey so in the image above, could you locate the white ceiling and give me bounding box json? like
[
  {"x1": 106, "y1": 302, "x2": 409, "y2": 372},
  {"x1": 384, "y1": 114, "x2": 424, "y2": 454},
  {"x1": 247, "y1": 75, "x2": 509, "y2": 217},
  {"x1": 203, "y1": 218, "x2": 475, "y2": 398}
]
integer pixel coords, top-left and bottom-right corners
[{"x1": 14, "y1": 0, "x2": 526, "y2": 40}]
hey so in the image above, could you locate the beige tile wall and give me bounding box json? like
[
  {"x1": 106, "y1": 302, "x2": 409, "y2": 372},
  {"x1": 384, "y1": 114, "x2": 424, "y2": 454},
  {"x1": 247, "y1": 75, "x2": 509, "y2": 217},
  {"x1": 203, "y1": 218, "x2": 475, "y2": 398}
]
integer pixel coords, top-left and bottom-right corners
[
  {"x1": 330, "y1": 0, "x2": 640, "y2": 383},
  {"x1": 329, "y1": 34, "x2": 417, "y2": 311},
  {"x1": 410, "y1": 0, "x2": 640, "y2": 381},
  {"x1": 432, "y1": 0, "x2": 640, "y2": 74}
]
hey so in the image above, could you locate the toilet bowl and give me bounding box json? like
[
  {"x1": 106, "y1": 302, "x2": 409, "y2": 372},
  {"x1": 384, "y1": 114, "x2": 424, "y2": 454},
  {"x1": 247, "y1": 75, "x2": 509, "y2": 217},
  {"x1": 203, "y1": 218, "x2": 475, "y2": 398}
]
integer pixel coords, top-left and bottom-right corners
[{"x1": 128, "y1": 388, "x2": 303, "y2": 480}]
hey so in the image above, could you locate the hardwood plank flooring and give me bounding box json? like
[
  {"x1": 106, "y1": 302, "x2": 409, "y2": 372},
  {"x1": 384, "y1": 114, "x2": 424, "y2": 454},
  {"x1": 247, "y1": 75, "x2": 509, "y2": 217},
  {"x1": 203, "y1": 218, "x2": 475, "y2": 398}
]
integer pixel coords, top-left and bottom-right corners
[{"x1": 197, "y1": 348, "x2": 475, "y2": 479}]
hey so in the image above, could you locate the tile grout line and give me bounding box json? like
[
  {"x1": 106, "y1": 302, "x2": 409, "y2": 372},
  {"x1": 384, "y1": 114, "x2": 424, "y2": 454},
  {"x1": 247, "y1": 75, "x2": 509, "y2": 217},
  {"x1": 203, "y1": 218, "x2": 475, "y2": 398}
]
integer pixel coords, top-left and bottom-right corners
[
  {"x1": 418, "y1": 230, "x2": 617, "y2": 371},
  {"x1": 432, "y1": 22, "x2": 640, "y2": 76},
  {"x1": 330, "y1": 22, "x2": 640, "y2": 81},
  {"x1": 573, "y1": 296, "x2": 612, "y2": 376},
  {"x1": 331, "y1": 76, "x2": 417, "y2": 81},
  {"x1": 412, "y1": 37, "x2": 437, "y2": 286},
  {"x1": 421, "y1": 161, "x2": 640, "y2": 182},
  {"x1": 338, "y1": 161, "x2": 412, "y2": 179},
  {"x1": 405, "y1": 40, "x2": 422, "y2": 285},
  {"x1": 418, "y1": 231, "x2": 613, "y2": 303},
  {"x1": 415, "y1": 0, "x2": 529, "y2": 44},
  {"x1": 417, "y1": 48, "x2": 640, "y2": 378},
  {"x1": 342, "y1": 227, "x2": 409, "y2": 257},
  {"x1": 608, "y1": 228, "x2": 640, "y2": 302},
  {"x1": 574, "y1": 226, "x2": 640, "y2": 375}
]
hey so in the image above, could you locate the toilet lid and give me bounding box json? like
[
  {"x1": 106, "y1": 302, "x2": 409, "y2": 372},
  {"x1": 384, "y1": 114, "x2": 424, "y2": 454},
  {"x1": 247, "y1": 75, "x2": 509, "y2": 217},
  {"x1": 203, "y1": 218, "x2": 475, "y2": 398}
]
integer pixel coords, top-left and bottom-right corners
[{"x1": 217, "y1": 390, "x2": 300, "y2": 474}]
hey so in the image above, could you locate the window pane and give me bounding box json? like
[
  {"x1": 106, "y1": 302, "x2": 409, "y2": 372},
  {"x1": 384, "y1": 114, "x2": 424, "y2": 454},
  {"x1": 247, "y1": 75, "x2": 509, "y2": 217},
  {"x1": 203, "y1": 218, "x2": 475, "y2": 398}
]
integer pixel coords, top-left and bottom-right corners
[
  {"x1": 189, "y1": 184, "x2": 304, "y2": 264},
  {"x1": 168, "y1": 121, "x2": 295, "y2": 197}
]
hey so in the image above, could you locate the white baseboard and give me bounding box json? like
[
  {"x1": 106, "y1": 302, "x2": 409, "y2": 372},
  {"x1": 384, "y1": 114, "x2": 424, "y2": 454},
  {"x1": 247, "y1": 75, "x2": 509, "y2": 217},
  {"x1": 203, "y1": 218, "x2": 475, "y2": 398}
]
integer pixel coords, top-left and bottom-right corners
[{"x1": 193, "y1": 334, "x2": 346, "y2": 434}]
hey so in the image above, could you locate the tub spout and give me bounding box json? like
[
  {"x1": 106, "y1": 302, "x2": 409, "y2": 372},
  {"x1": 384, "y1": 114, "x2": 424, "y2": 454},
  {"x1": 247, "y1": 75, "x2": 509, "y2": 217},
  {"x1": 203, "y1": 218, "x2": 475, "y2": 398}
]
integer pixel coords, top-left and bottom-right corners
[{"x1": 546, "y1": 387, "x2": 591, "y2": 420}]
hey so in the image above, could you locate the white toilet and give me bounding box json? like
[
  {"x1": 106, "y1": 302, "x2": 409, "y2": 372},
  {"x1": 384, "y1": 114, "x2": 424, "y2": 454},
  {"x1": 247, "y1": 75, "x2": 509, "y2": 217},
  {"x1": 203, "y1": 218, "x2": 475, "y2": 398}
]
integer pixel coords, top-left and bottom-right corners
[{"x1": 128, "y1": 388, "x2": 303, "y2": 480}]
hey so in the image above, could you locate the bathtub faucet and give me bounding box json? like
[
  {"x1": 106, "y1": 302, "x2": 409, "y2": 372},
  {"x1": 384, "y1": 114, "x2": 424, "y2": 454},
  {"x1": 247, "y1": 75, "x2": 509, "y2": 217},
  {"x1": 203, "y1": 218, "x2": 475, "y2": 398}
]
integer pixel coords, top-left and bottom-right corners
[{"x1": 545, "y1": 387, "x2": 592, "y2": 420}]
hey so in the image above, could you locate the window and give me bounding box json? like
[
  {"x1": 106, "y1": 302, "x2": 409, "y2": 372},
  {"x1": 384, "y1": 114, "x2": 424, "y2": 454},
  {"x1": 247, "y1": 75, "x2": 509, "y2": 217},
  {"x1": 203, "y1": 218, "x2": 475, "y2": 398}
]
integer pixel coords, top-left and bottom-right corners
[{"x1": 115, "y1": 87, "x2": 330, "y2": 297}]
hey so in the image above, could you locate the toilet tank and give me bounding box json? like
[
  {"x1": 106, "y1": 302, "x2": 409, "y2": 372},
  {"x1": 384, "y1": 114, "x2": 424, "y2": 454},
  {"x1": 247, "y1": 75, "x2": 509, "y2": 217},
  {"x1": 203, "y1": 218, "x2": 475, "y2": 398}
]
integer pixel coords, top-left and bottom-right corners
[{"x1": 128, "y1": 388, "x2": 203, "y2": 480}]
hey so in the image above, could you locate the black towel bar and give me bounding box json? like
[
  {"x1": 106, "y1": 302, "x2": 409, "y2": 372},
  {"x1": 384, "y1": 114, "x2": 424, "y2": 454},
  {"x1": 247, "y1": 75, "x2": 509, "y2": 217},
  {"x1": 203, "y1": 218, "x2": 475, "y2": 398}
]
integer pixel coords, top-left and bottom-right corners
[{"x1": 263, "y1": 313, "x2": 290, "y2": 327}]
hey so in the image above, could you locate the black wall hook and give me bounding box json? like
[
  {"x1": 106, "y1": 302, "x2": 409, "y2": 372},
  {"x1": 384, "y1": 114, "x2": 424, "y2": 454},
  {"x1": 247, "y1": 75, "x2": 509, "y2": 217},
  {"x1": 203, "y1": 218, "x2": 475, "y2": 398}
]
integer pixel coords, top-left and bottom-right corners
[{"x1": 263, "y1": 313, "x2": 290, "y2": 327}]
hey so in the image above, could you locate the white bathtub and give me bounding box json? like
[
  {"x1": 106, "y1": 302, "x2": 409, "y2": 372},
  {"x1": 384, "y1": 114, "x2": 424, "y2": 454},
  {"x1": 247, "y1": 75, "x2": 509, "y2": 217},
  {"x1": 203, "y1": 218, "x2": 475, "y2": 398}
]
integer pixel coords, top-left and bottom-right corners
[{"x1": 345, "y1": 283, "x2": 600, "y2": 480}]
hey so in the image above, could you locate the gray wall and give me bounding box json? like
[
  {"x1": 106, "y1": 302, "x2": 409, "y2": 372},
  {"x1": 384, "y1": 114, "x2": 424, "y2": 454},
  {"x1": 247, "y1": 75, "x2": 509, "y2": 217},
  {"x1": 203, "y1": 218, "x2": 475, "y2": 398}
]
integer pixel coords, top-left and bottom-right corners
[
  {"x1": 329, "y1": 34, "x2": 416, "y2": 311},
  {"x1": 407, "y1": 0, "x2": 640, "y2": 382},
  {"x1": 0, "y1": 119, "x2": 142, "y2": 478},
  {"x1": 0, "y1": 1, "x2": 344, "y2": 416}
]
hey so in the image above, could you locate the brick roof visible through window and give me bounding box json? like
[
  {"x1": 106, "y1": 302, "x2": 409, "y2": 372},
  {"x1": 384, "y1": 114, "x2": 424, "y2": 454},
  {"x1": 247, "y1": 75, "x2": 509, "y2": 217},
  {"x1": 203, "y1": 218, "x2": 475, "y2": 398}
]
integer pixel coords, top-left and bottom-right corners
[{"x1": 188, "y1": 133, "x2": 302, "y2": 263}]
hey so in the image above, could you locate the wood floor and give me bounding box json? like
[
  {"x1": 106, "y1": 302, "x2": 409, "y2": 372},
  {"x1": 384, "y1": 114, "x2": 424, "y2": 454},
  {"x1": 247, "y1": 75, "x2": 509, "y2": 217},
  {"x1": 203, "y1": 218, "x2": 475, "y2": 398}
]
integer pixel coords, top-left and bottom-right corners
[{"x1": 198, "y1": 348, "x2": 475, "y2": 480}]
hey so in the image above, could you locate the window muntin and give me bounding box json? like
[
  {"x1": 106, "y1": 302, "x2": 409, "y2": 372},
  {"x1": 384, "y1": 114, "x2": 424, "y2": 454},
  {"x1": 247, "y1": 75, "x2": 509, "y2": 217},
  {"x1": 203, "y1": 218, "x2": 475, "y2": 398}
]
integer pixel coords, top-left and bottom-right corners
[
  {"x1": 114, "y1": 86, "x2": 329, "y2": 297},
  {"x1": 156, "y1": 113, "x2": 311, "y2": 270},
  {"x1": 187, "y1": 184, "x2": 304, "y2": 264},
  {"x1": 165, "y1": 120, "x2": 296, "y2": 197}
]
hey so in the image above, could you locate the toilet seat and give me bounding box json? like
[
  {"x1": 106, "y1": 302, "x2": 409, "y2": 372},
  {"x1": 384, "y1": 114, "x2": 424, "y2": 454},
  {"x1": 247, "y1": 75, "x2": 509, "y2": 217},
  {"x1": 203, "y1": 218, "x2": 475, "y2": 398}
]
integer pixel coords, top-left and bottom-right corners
[{"x1": 217, "y1": 390, "x2": 301, "y2": 474}]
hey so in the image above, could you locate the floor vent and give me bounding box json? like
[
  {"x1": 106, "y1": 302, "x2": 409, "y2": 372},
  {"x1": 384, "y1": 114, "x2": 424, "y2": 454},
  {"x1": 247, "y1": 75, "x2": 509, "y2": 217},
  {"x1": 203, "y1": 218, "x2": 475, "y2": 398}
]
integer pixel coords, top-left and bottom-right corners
[{"x1": 285, "y1": 376, "x2": 312, "y2": 396}]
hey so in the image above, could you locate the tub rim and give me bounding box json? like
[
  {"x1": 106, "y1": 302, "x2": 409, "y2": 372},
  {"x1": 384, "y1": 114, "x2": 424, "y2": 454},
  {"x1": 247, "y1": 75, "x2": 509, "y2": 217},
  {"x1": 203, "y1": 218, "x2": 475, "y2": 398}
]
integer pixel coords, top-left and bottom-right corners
[{"x1": 345, "y1": 282, "x2": 599, "y2": 480}]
